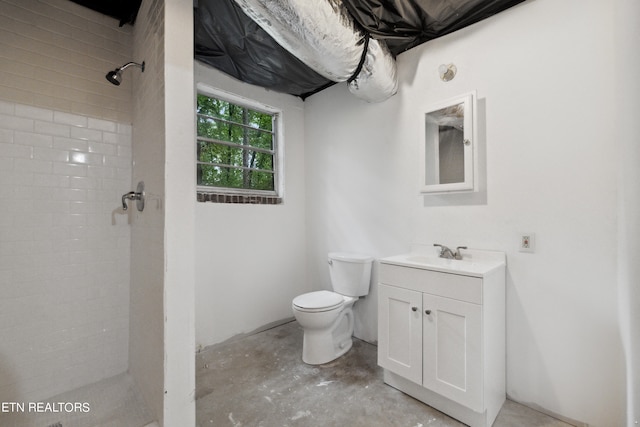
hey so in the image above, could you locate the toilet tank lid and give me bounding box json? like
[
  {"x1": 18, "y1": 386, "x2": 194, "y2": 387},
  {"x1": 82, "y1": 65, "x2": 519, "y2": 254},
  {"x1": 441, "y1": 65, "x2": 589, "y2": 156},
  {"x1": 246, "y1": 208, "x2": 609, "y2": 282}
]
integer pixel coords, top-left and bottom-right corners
[{"x1": 328, "y1": 252, "x2": 373, "y2": 263}]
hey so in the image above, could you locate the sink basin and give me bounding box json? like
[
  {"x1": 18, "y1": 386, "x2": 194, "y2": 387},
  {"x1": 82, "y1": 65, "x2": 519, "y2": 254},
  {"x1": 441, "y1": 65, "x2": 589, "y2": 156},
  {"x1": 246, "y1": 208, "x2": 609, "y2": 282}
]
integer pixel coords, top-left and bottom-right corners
[
  {"x1": 404, "y1": 255, "x2": 475, "y2": 266},
  {"x1": 380, "y1": 250, "x2": 505, "y2": 277}
]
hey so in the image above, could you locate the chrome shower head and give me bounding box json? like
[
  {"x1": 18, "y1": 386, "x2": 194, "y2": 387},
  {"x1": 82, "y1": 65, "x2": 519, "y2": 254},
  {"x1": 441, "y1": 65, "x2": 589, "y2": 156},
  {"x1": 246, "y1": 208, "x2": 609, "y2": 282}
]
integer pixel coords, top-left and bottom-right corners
[
  {"x1": 106, "y1": 70, "x2": 122, "y2": 85},
  {"x1": 105, "y1": 61, "x2": 145, "y2": 86}
]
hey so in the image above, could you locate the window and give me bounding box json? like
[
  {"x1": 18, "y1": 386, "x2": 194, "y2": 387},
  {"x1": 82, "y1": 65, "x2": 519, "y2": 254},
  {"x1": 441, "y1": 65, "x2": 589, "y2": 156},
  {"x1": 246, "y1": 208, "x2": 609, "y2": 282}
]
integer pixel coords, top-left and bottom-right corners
[{"x1": 196, "y1": 92, "x2": 279, "y2": 201}]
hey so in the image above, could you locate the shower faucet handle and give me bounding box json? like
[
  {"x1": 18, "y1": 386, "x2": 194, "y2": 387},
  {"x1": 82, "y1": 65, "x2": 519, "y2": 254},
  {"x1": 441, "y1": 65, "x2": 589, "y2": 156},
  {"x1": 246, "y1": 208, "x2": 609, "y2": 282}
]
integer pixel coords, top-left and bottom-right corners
[
  {"x1": 121, "y1": 181, "x2": 145, "y2": 212},
  {"x1": 121, "y1": 191, "x2": 139, "y2": 211}
]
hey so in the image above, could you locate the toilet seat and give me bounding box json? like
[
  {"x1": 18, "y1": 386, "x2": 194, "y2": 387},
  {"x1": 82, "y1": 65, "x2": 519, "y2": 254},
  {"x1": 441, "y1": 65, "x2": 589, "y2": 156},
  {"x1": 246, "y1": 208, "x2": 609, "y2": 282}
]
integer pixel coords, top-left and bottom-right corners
[{"x1": 293, "y1": 291, "x2": 344, "y2": 313}]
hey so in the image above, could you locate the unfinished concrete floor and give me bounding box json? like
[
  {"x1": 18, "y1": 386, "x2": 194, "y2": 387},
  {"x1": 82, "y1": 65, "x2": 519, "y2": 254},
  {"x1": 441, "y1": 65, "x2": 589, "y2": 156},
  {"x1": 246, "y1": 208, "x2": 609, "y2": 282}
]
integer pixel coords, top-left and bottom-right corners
[{"x1": 196, "y1": 321, "x2": 573, "y2": 427}]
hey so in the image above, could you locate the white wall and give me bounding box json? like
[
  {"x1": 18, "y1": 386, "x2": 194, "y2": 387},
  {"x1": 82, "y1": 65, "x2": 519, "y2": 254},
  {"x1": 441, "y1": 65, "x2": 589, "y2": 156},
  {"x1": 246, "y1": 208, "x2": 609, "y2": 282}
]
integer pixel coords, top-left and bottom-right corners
[
  {"x1": 132, "y1": 0, "x2": 196, "y2": 424},
  {"x1": 130, "y1": 0, "x2": 166, "y2": 422},
  {"x1": 304, "y1": 0, "x2": 626, "y2": 425},
  {"x1": 0, "y1": 0, "x2": 132, "y2": 407},
  {"x1": 194, "y1": 62, "x2": 308, "y2": 348},
  {"x1": 615, "y1": 0, "x2": 640, "y2": 423},
  {"x1": 163, "y1": 0, "x2": 196, "y2": 424}
]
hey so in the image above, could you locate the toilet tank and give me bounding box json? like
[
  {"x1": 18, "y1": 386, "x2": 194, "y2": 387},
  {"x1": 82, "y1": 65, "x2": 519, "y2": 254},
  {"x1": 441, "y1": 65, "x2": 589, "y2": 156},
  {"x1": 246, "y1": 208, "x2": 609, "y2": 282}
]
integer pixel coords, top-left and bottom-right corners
[{"x1": 328, "y1": 252, "x2": 373, "y2": 297}]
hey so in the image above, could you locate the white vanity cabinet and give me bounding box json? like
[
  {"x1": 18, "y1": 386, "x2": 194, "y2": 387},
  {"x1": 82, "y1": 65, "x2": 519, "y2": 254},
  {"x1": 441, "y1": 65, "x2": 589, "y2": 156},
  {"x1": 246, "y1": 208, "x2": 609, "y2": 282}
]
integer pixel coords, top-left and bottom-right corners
[{"x1": 378, "y1": 252, "x2": 505, "y2": 427}]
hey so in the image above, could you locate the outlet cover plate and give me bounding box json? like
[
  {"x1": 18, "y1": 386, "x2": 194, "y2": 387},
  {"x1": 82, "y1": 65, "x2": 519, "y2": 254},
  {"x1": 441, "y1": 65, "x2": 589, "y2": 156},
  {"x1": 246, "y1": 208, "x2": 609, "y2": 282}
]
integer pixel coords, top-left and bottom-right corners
[{"x1": 519, "y1": 233, "x2": 536, "y2": 253}]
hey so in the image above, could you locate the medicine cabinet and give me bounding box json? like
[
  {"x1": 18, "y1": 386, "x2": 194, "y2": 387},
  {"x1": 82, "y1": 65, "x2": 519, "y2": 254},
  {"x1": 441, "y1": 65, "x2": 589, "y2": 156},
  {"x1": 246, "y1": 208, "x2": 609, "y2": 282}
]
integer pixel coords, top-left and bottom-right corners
[{"x1": 420, "y1": 92, "x2": 476, "y2": 194}]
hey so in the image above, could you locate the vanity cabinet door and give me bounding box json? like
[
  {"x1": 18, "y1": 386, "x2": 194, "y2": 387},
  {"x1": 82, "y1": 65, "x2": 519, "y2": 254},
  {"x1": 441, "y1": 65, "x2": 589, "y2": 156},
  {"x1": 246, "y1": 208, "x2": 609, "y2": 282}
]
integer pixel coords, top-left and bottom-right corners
[
  {"x1": 422, "y1": 293, "x2": 483, "y2": 412},
  {"x1": 378, "y1": 284, "x2": 422, "y2": 384}
]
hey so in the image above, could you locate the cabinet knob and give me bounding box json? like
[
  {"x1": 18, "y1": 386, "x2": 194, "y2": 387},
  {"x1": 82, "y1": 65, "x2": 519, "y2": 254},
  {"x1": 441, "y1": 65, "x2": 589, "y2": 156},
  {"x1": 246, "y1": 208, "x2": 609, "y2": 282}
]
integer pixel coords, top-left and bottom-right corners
[
  {"x1": 425, "y1": 310, "x2": 432, "y2": 315},
  {"x1": 411, "y1": 306, "x2": 418, "y2": 312}
]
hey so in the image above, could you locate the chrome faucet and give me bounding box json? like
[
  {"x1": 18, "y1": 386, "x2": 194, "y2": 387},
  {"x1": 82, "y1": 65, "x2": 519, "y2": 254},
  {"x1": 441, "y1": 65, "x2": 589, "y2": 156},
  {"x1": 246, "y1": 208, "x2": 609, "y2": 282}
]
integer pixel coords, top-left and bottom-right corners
[
  {"x1": 121, "y1": 181, "x2": 145, "y2": 212},
  {"x1": 434, "y1": 243, "x2": 467, "y2": 260},
  {"x1": 121, "y1": 191, "x2": 141, "y2": 211}
]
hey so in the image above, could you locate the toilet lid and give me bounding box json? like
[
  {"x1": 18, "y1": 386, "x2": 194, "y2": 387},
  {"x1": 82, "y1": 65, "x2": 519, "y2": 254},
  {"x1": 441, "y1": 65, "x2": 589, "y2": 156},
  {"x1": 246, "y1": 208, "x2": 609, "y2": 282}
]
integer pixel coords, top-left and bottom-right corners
[{"x1": 293, "y1": 291, "x2": 344, "y2": 312}]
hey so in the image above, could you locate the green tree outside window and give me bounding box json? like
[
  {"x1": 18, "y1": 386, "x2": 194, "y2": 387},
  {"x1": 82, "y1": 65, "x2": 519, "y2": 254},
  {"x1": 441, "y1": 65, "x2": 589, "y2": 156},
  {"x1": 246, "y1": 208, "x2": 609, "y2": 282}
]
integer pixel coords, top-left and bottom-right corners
[{"x1": 197, "y1": 94, "x2": 277, "y2": 192}]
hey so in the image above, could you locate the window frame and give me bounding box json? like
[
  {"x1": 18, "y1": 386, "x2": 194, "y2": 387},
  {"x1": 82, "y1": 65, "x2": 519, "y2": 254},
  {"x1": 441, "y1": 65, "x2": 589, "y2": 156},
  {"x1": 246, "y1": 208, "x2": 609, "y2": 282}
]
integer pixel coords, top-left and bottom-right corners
[{"x1": 195, "y1": 84, "x2": 283, "y2": 198}]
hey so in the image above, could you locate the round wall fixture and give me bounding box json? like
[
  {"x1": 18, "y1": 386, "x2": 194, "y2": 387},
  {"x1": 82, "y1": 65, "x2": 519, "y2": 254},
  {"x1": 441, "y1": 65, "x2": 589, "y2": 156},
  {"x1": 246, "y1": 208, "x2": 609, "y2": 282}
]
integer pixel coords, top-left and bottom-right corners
[{"x1": 439, "y1": 64, "x2": 457, "y2": 82}]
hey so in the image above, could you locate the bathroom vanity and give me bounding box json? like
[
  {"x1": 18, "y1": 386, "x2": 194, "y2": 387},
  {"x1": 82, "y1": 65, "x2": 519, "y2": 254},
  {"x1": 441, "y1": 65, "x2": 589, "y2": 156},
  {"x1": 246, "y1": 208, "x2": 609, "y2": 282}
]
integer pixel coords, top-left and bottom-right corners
[{"x1": 378, "y1": 250, "x2": 505, "y2": 427}]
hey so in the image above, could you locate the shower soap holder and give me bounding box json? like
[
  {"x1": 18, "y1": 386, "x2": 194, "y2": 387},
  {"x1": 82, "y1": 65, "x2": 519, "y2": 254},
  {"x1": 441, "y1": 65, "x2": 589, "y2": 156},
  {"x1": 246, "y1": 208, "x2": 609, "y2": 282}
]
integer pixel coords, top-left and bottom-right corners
[{"x1": 122, "y1": 181, "x2": 145, "y2": 212}]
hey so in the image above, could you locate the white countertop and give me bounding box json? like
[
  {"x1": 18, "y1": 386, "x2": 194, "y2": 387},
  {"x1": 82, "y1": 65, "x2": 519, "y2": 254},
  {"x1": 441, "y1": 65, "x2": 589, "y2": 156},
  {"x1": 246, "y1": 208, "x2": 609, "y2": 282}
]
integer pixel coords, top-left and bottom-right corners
[{"x1": 379, "y1": 248, "x2": 505, "y2": 278}]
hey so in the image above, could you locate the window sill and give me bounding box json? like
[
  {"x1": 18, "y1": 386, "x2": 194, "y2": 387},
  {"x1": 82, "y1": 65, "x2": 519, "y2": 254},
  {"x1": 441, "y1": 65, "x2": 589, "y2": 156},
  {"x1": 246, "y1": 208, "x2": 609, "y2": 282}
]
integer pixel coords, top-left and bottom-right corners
[{"x1": 197, "y1": 191, "x2": 282, "y2": 205}]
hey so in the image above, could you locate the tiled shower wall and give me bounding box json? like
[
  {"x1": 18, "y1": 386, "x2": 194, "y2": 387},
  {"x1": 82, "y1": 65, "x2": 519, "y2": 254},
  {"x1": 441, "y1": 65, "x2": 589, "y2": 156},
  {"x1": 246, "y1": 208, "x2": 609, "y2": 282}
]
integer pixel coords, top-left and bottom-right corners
[{"x1": 0, "y1": 100, "x2": 131, "y2": 403}]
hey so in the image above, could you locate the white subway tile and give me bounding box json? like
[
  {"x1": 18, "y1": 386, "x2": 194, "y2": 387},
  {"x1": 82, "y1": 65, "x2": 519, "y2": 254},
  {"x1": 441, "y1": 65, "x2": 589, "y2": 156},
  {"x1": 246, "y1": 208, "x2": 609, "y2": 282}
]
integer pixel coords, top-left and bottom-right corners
[
  {"x1": 117, "y1": 144, "x2": 132, "y2": 158},
  {"x1": 87, "y1": 164, "x2": 115, "y2": 179},
  {"x1": 34, "y1": 120, "x2": 71, "y2": 137},
  {"x1": 69, "y1": 151, "x2": 104, "y2": 165},
  {"x1": 116, "y1": 123, "x2": 132, "y2": 135},
  {"x1": 15, "y1": 131, "x2": 53, "y2": 148},
  {"x1": 0, "y1": 129, "x2": 14, "y2": 143},
  {"x1": 70, "y1": 126, "x2": 103, "y2": 142},
  {"x1": 69, "y1": 176, "x2": 98, "y2": 189},
  {"x1": 55, "y1": 238, "x2": 87, "y2": 252},
  {"x1": 88, "y1": 140, "x2": 117, "y2": 156},
  {"x1": 32, "y1": 173, "x2": 69, "y2": 188},
  {"x1": 103, "y1": 131, "x2": 131, "y2": 146},
  {"x1": 9, "y1": 172, "x2": 33, "y2": 190},
  {"x1": 0, "y1": 94, "x2": 131, "y2": 402},
  {"x1": 53, "y1": 188, "x2": 87, "y2": 201},
  {"x1": 15, "y1": 104, "x2": 53, "y2": 122},
  {"x1": 33, "y1": 147, "x2": 69, "y2": 162},
  {"x1": 69, "y1": 201, "x2": 101, "y2": 214},
  {"x1": 53, "y1": 213, "x2": 86, "y2": 226},
  {"x1": 62, "y1": 263, "x2": 87, "y2": 278},
  {"x1": 0, "y1": 142, "x2": 32, "y2": 158},
  {"x1": 0, "y1": 157, "x2": 13, "y2": 171},
  {"x1": 87, "y1": 188, "x2": 115, "y2": 202},
  {"x1": 102, "y1": 178, "x2": 126, "y2": 190},
  {"x1": 88, "y1": 117, "x2": 117, "y2": 132},
  {"x1": 69, "y1": 250, "x2": 89, "y2": 265},
  {"x1": 53, "y1": 136, "x2": 88, "y2": 152},
  {"x1": 0, "y1": 226, "x2": 34, "y2": 242},
  {"x1": 103, "y1": 155, "x2": 131, "y2": 169},
  {"x1": 53, "y1": 162, "x2": 87, "y2": 177},
  {"x1": 36, "y1": 200, "x2": 70, "y2": 214},
  {"x1": 53, "y1": 111, "x2": 88, "y2": 128},
  {"x1": 13, "y1": 213, "x2": 53, "y2": 228},
  {"x1": 102, "y1": 131, "x2": 118, "y2": 145},
  {"x1": 0, "y1": 113, "x2": 34, "y2": 132},
  {"x1": 14, "y1": 158, "x2": 53, "y2": 174}
]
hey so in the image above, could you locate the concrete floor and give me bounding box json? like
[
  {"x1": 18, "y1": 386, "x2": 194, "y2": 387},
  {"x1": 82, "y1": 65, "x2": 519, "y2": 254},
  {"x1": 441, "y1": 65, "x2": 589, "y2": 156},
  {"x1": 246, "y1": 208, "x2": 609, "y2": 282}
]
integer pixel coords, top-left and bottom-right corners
[{"x1": 196, "y1": 321, "x2": 573, "y2": 427}]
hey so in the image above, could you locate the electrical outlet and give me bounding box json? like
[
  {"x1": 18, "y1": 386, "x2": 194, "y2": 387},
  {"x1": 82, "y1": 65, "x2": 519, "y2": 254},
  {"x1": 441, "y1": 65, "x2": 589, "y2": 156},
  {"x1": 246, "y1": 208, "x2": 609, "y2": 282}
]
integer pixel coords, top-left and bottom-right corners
[{"x1": 519, "y1": 233, "x2": 535, "y2": 253}]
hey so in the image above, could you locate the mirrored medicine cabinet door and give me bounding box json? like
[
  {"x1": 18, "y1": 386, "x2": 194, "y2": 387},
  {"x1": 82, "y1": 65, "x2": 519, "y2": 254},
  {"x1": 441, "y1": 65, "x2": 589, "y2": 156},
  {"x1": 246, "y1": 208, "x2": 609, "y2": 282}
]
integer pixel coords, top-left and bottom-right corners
[{"x1": 420, "y1": 92, "x2": 475, "y2": 194}]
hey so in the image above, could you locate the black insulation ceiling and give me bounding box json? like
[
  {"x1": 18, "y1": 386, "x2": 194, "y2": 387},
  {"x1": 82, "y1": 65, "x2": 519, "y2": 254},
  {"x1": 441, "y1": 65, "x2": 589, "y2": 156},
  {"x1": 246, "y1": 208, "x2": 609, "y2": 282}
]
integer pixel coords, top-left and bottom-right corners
[
  {"x1": 69, "y1": 0, "x2": 142, "y2": 26},
  {"x1": 72, "y1": 0, "x2": 526, "y2": 99},
  {"x1": 196, "y1": 0, "x2": 525, "y2": 99}
]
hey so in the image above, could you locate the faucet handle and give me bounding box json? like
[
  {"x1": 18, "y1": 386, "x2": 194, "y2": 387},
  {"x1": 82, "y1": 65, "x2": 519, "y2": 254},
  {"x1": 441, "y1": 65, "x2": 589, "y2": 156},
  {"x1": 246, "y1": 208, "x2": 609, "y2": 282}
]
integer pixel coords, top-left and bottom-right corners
[
  {"x1": 454, "y1": 246, "x2": 468, "y2": 260},
  {"x1": 122, "y1": 191, "x2": 136, "y2": 211}
]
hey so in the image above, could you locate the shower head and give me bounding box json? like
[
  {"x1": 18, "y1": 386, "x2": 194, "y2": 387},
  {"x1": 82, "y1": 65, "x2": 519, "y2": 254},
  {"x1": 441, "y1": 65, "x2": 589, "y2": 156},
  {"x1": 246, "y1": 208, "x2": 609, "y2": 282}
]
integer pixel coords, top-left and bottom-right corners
[
  {"x1": 105, "y1": 61, "x2": 145, "y2": 86},
  {"x1": 106, "y1": 70, "x2": 122, "y2": 85}
]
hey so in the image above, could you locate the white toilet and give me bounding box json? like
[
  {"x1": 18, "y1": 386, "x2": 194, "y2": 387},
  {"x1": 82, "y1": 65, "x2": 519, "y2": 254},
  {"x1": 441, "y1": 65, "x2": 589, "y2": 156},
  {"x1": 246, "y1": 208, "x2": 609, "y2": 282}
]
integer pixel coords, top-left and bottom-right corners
[{"x1": 292, "y1": 252, "x2": 373, "y2": 365}]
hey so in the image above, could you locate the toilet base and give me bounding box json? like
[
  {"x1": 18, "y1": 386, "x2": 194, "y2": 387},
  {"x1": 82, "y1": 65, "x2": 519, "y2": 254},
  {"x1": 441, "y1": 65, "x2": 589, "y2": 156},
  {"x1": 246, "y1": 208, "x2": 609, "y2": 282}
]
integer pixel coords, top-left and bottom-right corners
[
  {"x1": 300, "y1": 307, "x2": 354, "y2": 365},
  {"x1": 302, "y1": 333, "x2": 353, "y2": 365}
]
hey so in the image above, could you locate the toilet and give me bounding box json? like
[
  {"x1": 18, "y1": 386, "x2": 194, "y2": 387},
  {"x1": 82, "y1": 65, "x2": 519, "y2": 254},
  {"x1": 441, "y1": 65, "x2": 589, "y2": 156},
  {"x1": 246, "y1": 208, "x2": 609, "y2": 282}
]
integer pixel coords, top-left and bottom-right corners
[{"x1": 292, "y1": 252, "x2": 373, "y2": 365}]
